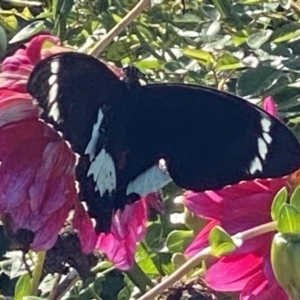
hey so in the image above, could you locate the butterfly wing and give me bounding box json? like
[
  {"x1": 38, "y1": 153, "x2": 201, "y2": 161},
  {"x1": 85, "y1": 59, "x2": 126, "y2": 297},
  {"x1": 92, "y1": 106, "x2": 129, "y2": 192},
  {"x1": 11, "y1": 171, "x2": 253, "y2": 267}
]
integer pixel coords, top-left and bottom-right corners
[
  {"x1": 125, "y1": 83, "x2": 300, "y2": 192},
  {"x1": 27, "y1": 52, "x2": 127, "y2": 154},
  {"x1": 27, "y1": 52, "x2": 300, "y2": 233},
  {"x1": 27, "y1": 52, "x2": 137, "y2": 232}
]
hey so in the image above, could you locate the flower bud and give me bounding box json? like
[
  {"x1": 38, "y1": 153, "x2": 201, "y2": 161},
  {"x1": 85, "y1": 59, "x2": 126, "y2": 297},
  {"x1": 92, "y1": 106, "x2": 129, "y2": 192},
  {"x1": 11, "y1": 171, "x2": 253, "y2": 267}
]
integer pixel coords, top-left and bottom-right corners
[
  {"x1": 271, "y1": 232, "x2": 300, "y2": 299},
  {"x1": 263, "y1": 96, "x2": 279, "y2": 117}
]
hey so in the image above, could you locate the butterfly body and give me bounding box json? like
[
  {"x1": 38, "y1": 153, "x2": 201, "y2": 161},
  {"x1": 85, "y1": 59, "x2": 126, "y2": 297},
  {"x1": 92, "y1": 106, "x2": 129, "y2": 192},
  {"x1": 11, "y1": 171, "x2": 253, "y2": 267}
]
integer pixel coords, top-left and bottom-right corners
[{"x1": 27, "y1": 52, "x2": 300, "y2": 232}]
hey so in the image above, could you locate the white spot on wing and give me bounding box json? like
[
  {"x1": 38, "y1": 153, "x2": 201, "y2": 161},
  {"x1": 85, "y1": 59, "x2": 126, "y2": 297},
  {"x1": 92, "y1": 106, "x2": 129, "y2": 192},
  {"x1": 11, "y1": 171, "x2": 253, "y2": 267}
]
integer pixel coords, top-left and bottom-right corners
[
  {"x1": 48, "y1": 82, "x2": 59, "y2": 104},
  {"x1": 48, "y1": 74, "x2": 57, "y2": 86},
  {"x1": 47, "y1": 60, "x2": 60, "y2": 120},
  {"x1": 261, "y1": 118, "x2": 272, "y2": 133},
  {"x1": 87, "y1": 149, "x2": 116, "y2": 196},
  {"x1": 126, "y1": 164, "x2": 172, "y2": 197},
  {"x1": 248, "y1": 116, "x2": 274, "y2": 175},
  {"x1": 85, "y1": 109, "x2": 104, "y2": 161},
  {"x1": 263, "y1": 132, "x2": 272, "y2": 144},
  {"x1": 249, "y1": 156, "x2": 263, "y2": 174},
  {"x1": 48, "y1": 101, "x2": 60, "y2": 122},
  {"x1": 50, "y1": 60, "x2": 60, "y2": 74},
  {"x1": 258, "y1": 137, "x2": 268, "y2": 160}
]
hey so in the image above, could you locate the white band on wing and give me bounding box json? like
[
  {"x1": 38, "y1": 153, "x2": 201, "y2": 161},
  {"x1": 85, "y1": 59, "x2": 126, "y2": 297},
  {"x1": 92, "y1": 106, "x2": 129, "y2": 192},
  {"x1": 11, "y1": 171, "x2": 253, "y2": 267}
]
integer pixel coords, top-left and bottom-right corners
[
  {"x1": 126, "y1": 164, "x2": 171, "y2": 197},
  {"x1": 87, "y1": 148, "x2": 116, "y2": 196}
]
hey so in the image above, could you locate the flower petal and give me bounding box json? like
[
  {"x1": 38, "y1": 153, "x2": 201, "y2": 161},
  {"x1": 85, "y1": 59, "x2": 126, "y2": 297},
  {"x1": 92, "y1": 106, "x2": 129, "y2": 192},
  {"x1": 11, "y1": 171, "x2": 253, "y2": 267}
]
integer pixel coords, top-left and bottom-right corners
[{"x1": 206, "y1": 253, "x2": 263, "y2": 291}]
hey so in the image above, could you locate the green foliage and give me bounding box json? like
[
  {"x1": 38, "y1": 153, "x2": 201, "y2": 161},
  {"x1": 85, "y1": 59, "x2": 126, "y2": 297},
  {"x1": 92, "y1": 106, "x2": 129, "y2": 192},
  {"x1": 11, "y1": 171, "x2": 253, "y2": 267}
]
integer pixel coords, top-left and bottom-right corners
[
  {"x1": 14, "y1": 274, "x2": 31, "y2": 300},
  {"x1": 2, "y1": 0, "x2": 300, "y2": 299},
  {"x1": 271, "y1": 187, "x2": 288, "y2": 221},
  {"x1": 277, "y1": 204, "x2": 300, "y2": 234},
  {"x1": 209, "y1": 226, "x2": 236, "y2": 257}
]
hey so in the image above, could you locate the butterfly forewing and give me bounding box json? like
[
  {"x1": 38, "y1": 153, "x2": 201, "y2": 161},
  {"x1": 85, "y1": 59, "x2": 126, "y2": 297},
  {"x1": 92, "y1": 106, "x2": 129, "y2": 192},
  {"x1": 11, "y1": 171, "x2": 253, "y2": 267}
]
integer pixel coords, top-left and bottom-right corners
[
  {"x1": 28, "y1": 52, "x2": 134, "y2": 232},
  {"x1": 27, "y1": 52, "x2": 127, "y2": 154}
]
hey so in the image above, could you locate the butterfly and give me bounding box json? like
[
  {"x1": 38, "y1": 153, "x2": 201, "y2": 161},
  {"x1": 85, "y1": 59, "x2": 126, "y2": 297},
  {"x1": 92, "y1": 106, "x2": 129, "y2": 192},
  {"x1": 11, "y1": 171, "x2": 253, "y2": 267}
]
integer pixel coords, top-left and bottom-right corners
[{"x1": 27, "y1": 52, "x2": 300, "y2": 232}]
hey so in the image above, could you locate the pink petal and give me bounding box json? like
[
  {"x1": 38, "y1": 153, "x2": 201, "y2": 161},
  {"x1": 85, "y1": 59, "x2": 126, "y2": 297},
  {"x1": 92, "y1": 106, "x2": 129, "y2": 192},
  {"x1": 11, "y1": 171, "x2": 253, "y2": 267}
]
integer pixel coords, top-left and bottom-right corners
[
  {"x1": 263, "y1": 96, "x2": 279, "y2": 117},
  {"x1": 96, "y1": 232, "x2": 136, "y2": 270},
  {"x1": 185, "y1": 180, "x2": 284, "y2": 233},
  {"x1": 185, "y1": 220, "x2": 219, "y2": 257},
  {"x1": 0, "y1": 34, "x2": 86, "y2": 253},
  {"x1": 0, "y1": 91, "x2": 38, "y2": 127},
  {"x1": 96, "y1": 199, "x2": 148, "y2": 270},
  {"x1": 0, "y1": 136, "x2": 46, "y2": 211},
  {"x1": 73, "y1": 201, "x2": 97, "y2": 253},
  {"x1": 240, "y1": 271, "x2": 288, "y2": 300},
  {"x1": 206, "y1": 253, "x2": 263, "y2": 291}
]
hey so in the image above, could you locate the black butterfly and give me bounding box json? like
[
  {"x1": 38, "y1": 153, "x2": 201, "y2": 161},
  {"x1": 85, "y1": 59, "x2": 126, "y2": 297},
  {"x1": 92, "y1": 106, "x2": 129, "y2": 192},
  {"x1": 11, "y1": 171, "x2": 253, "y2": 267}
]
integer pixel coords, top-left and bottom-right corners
[{"x1": 27, "y1": 52, "x2": 300, "y2": 232}]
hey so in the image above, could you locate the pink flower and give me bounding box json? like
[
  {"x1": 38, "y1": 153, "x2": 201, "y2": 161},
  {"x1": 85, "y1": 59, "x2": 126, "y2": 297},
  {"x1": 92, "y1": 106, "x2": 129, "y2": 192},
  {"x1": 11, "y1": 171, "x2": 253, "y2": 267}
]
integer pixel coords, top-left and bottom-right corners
[
  {"x1": 95, "y1": 193, "x2": 158, "y2": 270},
  {"x1": 183, "y1": 94, "x2": 294, "y2": 299},
  {"x1": 0, "y1": 35, "x2": 93, "y2": 252},
  {"x1": 263, "y1": 96, "x2": 278, "y2": 117},
  {"x1": 0, "y1": 35, "x2": 157, "y2": 270},
  {"x1": 184, "y1": 179, "x2": 289, "y2": 299}
]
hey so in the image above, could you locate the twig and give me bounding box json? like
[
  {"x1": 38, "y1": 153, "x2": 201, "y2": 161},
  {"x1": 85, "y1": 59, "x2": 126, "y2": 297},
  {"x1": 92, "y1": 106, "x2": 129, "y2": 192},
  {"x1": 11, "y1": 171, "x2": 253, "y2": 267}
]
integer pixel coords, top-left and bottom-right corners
[
  {"x1": 291, "y1": 1, "x2": 300, "y2": 16},
  {"x1": 53, "y1": 270, "x2": 79, "y2": 300},
  {"x1": 88, "y1": 0, "x2": 151, "y2": 57},
  {"x1": 218, "y1": 69, "x2": 236, "y2": 91},
  {"x1": 1, "y1": 0, "x2": 42, "y2": 6},
  {"x1": 49, "y1": 273, "x2": 62, "y2": 300},
  {"x1": 138, "y1": 247, "x2": 212, "y2": 300},
  {"x1": 138, "y1": 221, "x2": 277, "y2": 300}
]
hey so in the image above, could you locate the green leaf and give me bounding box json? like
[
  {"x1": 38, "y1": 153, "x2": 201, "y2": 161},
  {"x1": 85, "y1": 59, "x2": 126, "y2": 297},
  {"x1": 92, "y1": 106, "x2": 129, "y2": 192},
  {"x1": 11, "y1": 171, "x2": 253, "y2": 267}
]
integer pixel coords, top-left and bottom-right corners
[
  {"x1": 135, "y1": 59, "x2": 162, "y2": 70},
  {"x1": 171, "y1": 253, "x2": 187, "y2": 269},
  {"x1": 14, "y1": 274, "x2": 31, "y2": 300},
  {"x1": 271, "y1": 187, "x2": 288, "y2": 221},
  {"x1": 209, "y1": 226, "x2": 236, "y2": 257},
  {"x1": 59, "y1": 0, "x2": 74, "y2": 19},
  {"x1": 272, "y1": 23, "x2": 300, "y2": 43},
  {"x1": 145, "y1": 223, "x2": 164, "y2": 250},
  {"x1": 182, "y1": 48, "x2": 215, "y2": 68},
  {"x1": 216, "y1": 52, "x2": 243, "y2": 71},
  {"x1": 52, "y1": 0, "x2": 61, "y2": 20},
  {"x1": 23, "y1": 297, "x2": 47, "y2": 300},
  {"x1": 211, "y1": 0, "x2": 232, "y2": 17},
  {"x1": 280, "y1": 0, "x2": 292, "y2": 9},
  {"x1": 0, "y1": 13, "x2": 18, "y2": 32},
  {"x1": 0, "y1": 25, "x2": 7, "y2": 59},
  {"x1": 237, "y1": 66, "x2": 284, "y2": 97},
  {"x1": 107, "y1": 41, "x2": 131, "y2": 61},
  {"x1": 277, "y1": 204, "x2": 300, "y2": 234},
  {"x1": 291, "y1": 186, "x2": 300, "y2": 211},
  {"x1": 247, "y1": 30, "x2": 273, "y2": 50},
  {"x1": 151, "y1": 253, "x2": 174, "y2": 275},
  {"x1": 282, "y1": 56, "x2": 300, "y2": 72},
  {"x1": 135, "y1": 244, "x2": 160, "y2": 276},
  {"x1": 9, "y1": 21, "x2": 45, "y2": 44},
  {"x1": 166, "y1": 230, "x2": 194, "y2": 253},
  {"x1": 118, "y1": 287, "x2": 131, "y2": 300}
]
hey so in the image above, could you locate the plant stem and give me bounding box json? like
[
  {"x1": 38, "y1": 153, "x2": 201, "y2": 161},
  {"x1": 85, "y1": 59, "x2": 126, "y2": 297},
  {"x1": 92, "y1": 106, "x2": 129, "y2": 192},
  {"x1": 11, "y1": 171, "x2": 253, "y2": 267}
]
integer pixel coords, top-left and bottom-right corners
[
  {"x1": 1, "y1": 0, "x2": 42, "y2": 6},
  {"x1": 53, "y1": 270, "x2": 79, "y2": 300},
  {"x1": 88, "y1": 0, "x2": 151, "y2": 57},
  {"x1": 138, "y1": 221, "x2": 277, "y2": 300},
  {"x1": 30, "y1": 251, "x2": 46, "y2": 296},
  {"x1": 125, "y1": 261, "x2": 154, "y2": 293},
  {"x1": 49, "y1": 274, "x2": 62, "y2": 300}
]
